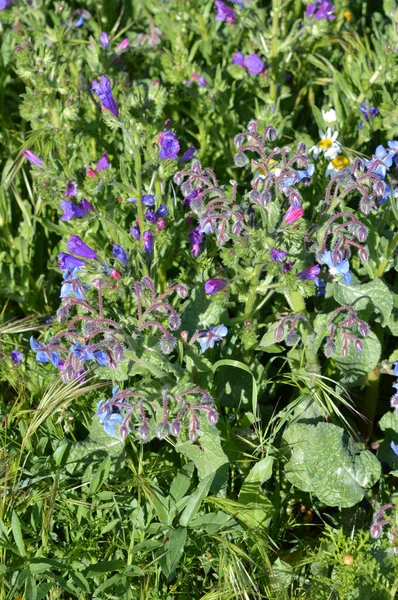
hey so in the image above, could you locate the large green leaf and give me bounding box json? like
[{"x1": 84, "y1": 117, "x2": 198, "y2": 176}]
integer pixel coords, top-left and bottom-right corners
[
  {"x1": 332, "y1": 280, "x2": 393, "y2": 325},
  {"x1": 181, "y1": 284, "x2": 227, "y2": 336},
  {"x1": 333, "y1": 331, "x2": 381, "y2": 387},
  {"x1": 283, "y1": 423, "x2": 381, "y2": 507}
]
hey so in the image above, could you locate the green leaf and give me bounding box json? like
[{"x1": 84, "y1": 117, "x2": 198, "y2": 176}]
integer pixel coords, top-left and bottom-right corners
[
  {"x1": 25, "y1": 575, "x2": 37, "y2": 600},
  {"x1": 164, "y1": 527, "x2": 187, "y2": 579},
  {"x1": 85, "y1": 560, "x2": 126, "y2": 573},
  {"x1": 332, "y1": 279, "x2": 393, "y2": 325},
  {"x1": 170, "y1": 463, "x2": 195, "y2": 503},
  {"x1": 378, "y1": 411, "x2": 398, "y2": 469},
  {"x1": 333, "y1": 331, "x2": 381, "y2": 387},
  {"x1": 212, "y1": 359, "x2": 258, "y2": 415},
  {"x1": 179, "y1": 473, "x2": 214, "y2": 527},
  {"x1": 237, "y1": 456, "x2": 275, "y2": 528},
  {"x1": 11, "y1": 511, "x2": 26, "y2": 557},
  {"x1": 181, "y1": 285, "x2": 227, "y2": 336},
  {"x1": 88, "y1": 456, "x2": 111, "y2": 496},
  {"x1": 283, "y1": 423, "x2": 381, "y2": 507}
]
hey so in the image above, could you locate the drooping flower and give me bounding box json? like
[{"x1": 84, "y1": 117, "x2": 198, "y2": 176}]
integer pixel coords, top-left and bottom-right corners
[
  {"x1": 188, "y1": 227, "x2": 203, "y2": 258},
  {"x1": 283, "y1": 200, "x2": 304, "y2": 224},
  {"x1": 64, "y1": 180, "x2": 78, "y2": 197},
  {"x1": 60, "y1": 268, "x2": 87, "y2": 300},
  {"x1": 320, "y1": 251, "x2": 352, "y2": 285},
  {"x1": 57, "y1": 253, "x2": 86, "y2": 270},
  {"x1": 11, "y1": 350, "x2": 23, "y2": 365},
  {"x1": 70, "y1": 342, "x2": 108, "y2": 366},
  {"x1": 232, "y1": 51, "x2": 245, "y2": 66},
  {"x1": 99, "y1": 32, "x2": 110, "y2": 49},
  {"x1": 244, "y1": 54, "x2": 264, "y2": 75},
  {"x1": 204, "y1": 278, "x2": 228, "y2": 294},
  {"x1": 283, "y1": 261, "x2": 293, "y2": 273},
  {"x1": 298, "y1": 265, "x2": 321, "y2": 280},
  {"x1": 30, "y1": 336, "x2": 60, "y2": 367},
  {"x1": 92, "y1": 76, "x2": 119, "y2": 117},
  {"x1": 60, "y1": 199, "x2": 94, "y2": 221},
  {"x1": 197, "y1": 325, "x2": 228, "y2": 352},
  {"x1": 365, "y1": 145, "x2": 394, "y2": 177},
  {"x1": 143, "y1": 230, "x2": 154, "y2": 255},
  {"x1": 23, "y1": 149, "x2": 44, "y2": 167},
  {"x1": 96, "y1": 387, "x2": 123, "y2": 436},
  {"x1": 97, "y1": 151, "x2": 111, "y2": 171},
  {"x1": 214, "y1": 0, "x2": 236, "y2": 23},
  {"x1": 180, "y1": 146, "x2": 197, "y2": 163},
  {"x1": 270, "y1": 248, "x2": 287, "y2": 262},
  {"x1": 183, "y1": 188, "x2": 200, "y2": 209},
  {"x1": 67, "y1": 235, "x2": 97, "y2": 259},
  {"x1": 322, "y1": 108, "x2": 337, "y2": 124},
  {"x1": 310, "y1": 128, "x2": 341, "y2": 160},
  {"x1": 113, "y1": 244, "x2": 128, "y2": 265},
  {"x1": 158, "y1": 130, "x2": 180, "y2": 160},
  {"x1": 156, "y1": 204, "x2": 169, "y2": 218},
  {"x1": 145, "y1": 209, "x2": 157, "y2": 224},
  {"x1": 306, "y1": 0, "x2": 335, "y2": 20},
  {"x1": 391, "y1": 441, "x2": 398, "y2": 456}
]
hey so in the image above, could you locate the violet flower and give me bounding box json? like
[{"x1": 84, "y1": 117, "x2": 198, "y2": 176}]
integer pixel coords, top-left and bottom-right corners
[
  {"x1": 0, "y1": 0, "x2": 13, "y2": 10},
  {"x1": 128, "y1": 194, "x2": 155, "y2": 206},
  {"x1": 11, "y1": 350, "x2": 23, "y2": 365},
  {"x1": 298, "y1": 265, "x2": 321, "y2": 280},
  {"x1": 145, "y1": 209, "x2": 157, "y2": 224},
  {"x1": 232, "y1": 52, "x2": 245, "y2": 66},
  {"x1": 97, "y1": 151, "x2": 111, "y2": 171},
  {"x1": 306, "y1": 0, "x2": 335, "y2": 20},
  {"x1": 180, "y1": 146, "x2": 197, "y2": 163},
  {"x1": 156, "y1": 204, "x2": 169, "y2": 218},
  {"x1": 143, "y1": 230, "x2": 154, "y2": 255},
  {"x1": 158, "y1": 130, "x2": 180, "y2": 160},
  {"x1": 184, "y1": 188, "x2": 200, "y2": 209},
  {"x1": 204, "y1": 279, "x2": 228, "y2": 294},
  {"x1": 99, "y1": 32, "x2": 110, "y2": 49},
  {"x1": 270, "y1": 248, "x2": 287, "y2": 262},
  {"x1": 244, "y1": 54, "x2": 264, "y2": 75},
  {"x1": 188, "y1": 227, "x2": 203, "y2": 258},
  {"x1": 113, "y1": 244, "x2": 128, "y2": 265},
  {"x1": 92, "y1": 76, "x2": 119, "y2": 117},
  {"x1": 131, "y1": 225, "x2": 140, "y2": 240},
  {"x1": 23, "y1": 149, "x2": 44, "y2": 167},
  {"x1": 58, "y1": 253, "x2": 86, "y2": 270},
  {"x1": 64, "y1": 180, "x2": 78, "y2": 197},
  {"x1": 66, "y1": 235, "x2": 97, "y2": 259},
  {"x1": 215, "y1": 0, "x2": 236, "y2": 23},
  {"x1": 60, "y1": 200, "x2": 93, "y2": 221}
]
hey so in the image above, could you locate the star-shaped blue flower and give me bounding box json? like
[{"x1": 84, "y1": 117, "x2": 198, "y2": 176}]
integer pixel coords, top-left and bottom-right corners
[{"x1": 320, "y1": 251, "x2": 352, "y2": 285}]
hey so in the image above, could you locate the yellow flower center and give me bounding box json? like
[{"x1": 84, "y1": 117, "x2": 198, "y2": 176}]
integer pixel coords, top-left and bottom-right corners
[
  {"x1": 331, "y1": 155, "x2": 350, "y2": 170},
  {"x1": 318, "y1": 138, "x2": 333, "y2": 149},
  {"x1": 258, "y1": 159, "x2": 277, "y2": 175},
  {"x1": 344, "y1": 10, "x2": 352, "y2": 20}
]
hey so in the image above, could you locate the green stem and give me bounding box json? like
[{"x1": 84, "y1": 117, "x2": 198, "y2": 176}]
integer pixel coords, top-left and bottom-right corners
[
  {"x1": 244, "y1": 264, "x2": 262, "y2": 318},
  {"x1": 361, "y1": 368, "x2": 380, "y2": 440},
  {"x1": 285, "y1": 290, "x2": 306, "y2": 314},
  {"x1": 375, "y1": 232, "x2": 398, "y2": 279},
  {"x1": 270, "y1": 0, "x2": 281, "y2": 103}
]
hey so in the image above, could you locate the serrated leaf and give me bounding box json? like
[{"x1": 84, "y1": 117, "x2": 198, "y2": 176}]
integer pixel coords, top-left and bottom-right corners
[{"x1": 283, "y1": 423, "x2": 381, "y2": 507}]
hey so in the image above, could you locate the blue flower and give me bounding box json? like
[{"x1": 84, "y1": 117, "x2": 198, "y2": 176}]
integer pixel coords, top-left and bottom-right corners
[
  {"x1": 365, "y1": 145, "x2": 394, "y2": 178},
  {"x1": 391, "y1": 441, "x2": 398, "y2": 456},
  {"x1": 96, "y1": 386, "x2": 123, "y2": 436},
  {"x1": 393, "y1": 362, "x2": 398, "y2": 377},
  {"x1": 320, "y1": 251, "x2": 352, "y2": 285},
  {"x1": 156, "y1": 204, "x2": 169, "y2": 218},
  {"x1": 92, "y1": 76, "x2": 119, "y2": 118},
  {"x1": 60, "y1": 268, "x2": 87, "y2": 300},
  {"x1": 112, "y1": 244, "x2": 128, "y2": 266},
  {"x1": 197, "y1": 325, "x2": 228, "y2": 352},
  {"x1": 30, "y1": 336, "x2": 60, "y2": 367},
  {"x1": 70, "y1": 343, "x2": 108, "y2": 366},
  {"x1": 11, "y1": 350, "x2": 23, "y2": 365}
]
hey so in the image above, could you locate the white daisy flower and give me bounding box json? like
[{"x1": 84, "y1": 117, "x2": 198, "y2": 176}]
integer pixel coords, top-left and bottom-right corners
[
  {"x1": 310, "y1": 128, "x2": 341, "y2": 160},
  {"x1": 325, "y1": 154, "x2": 350, "y2": 178},
  {"x1": 322, "y1": 108, "x2": 337, "y2": 125}
]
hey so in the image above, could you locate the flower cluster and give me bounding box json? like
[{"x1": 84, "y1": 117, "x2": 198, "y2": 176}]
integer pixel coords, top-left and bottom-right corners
[
  {"x1": 370, "y1": 504, "x2": 398, "y2": 554},
  {"x1": 232, "y1": 52, "x2": 264, "y2": 75}
]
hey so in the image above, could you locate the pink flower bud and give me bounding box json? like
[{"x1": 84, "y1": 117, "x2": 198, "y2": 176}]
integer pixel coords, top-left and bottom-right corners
[
  {"x1": 111, "y1": 269, "x2": 121, "y2": 280},
  {"x1": 86, "y1": 167, "x2": 97, "y2": 178},
  {"x1": 157, "y1": 218, "x2": 166, "y2": 229}
]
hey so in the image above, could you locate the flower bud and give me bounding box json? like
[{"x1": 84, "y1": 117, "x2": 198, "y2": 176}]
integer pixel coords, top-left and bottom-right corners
[
  {"x1": 356, "y1": 225, "x2": 368, "y2": 242},
  {"x1": 285, "y1": 330, "x2": 299, "y2": 346},
  {"x1": 232, "y1": 221, "x2": 243, "y2": 236},
  {"x1": 189, "y1": 427, "x2": 199, "y2": 442},
  {"x1": 120, "y1": 423, "x2": 129, "y2": 441},
  {"x1": 324, "y1": 340, "x2": 336, "y2": 358},
  {"x1": 358, "y1": 321, "x2": 370, "y2": 337},
  {"x1": 113, "y1": 343, "x2": 124, "y2": 363},
  {"x1": 190, "y1": 197, "x2": 205, "y2": 215},
  {"x1": 358, "y1": 247, "x2": 369, "y2": 262},
  {"x1": 181, "y1": 181, "x2": 194, "y2": 197},
  {"x1": 359, "y1": 197, "x2": 372, "y2": 215},
  {"x1": 373, "y1": 178, "x2": 386, "y2": 196},
  {"x1": 138, "y1": 423, "x2": 151, "y2": 440},
  {"x1": 171, "y1": 419, "x2": 182, "y2": 436},
  {"x1": 111, "y1": 269, "x2": 121, "y2": 279},
  {"x1": 265, "y1": 126, "x2": 278, "y2": 141},
  {"x1": 247, "y1": 120, "x2": 257, "y2": 134},
  {"x1": 160, "y1": 334, "x2": 177, "y2": 355},
  {"x1": 234, "y1": 133, "x2": 245, "y2": 148},
  {"x1": 370, "y1": 522, "x2": 383, "y2": 539},
  {"x1": 176, "y1": 284, "x2": 188, "y2": 298},
  {"x1": 169, "y1": 315, "x2": 181, "y2": 330},
  {"x1": 207, "y1": 409, "x2": 219, "y2": 425},
  {"x1": 156, "y1": 422, "x2": 170, "y2": 439},
  {"x1": 332, "y1": 249, "x2": 343, "y2": 264},
  {"x1": 173, "y1": 172, "x2": 184, "y2": 185},
  {"x1": 341, "y1": 336, "x2": 350, "y2": 356},
  {"x1": 62, "y1": 365, "x2": 75, "y2": 382},
  {"x1": 234, "y1": 152, "x2": 248, "y2": 167},
  {"x1": 57, "y1": 306, "x2": 69, "y2": 324},
  {"x1": 204, "y1": 278, "x2": 228, "y2": 295},
  {"x1": 274, "y1": 324, "x2": 285, "y2": 342},
  {"x1": 191, "y1": 160, "x2": 202, "y2": 175},
  {"x1": 354, "y1": 338, "x2": 363, "y2": 353},
  {"x1": 297, "y1": 141, "x2": 307, "y2": 153}
]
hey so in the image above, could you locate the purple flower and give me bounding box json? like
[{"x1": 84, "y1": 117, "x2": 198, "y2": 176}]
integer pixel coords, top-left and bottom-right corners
[
  {"x1": 58, "y1": 253, "x2": 86, "y2": 270},
  {"x1": 97, "y1": 151, "x2": 111, "y2": 171},
  {"x1": 298, "y1": 265, "x2": 321, "y2": 280},
  {"x1": 205, "y1": 278, "x2": 228, "y2": 294},
  {"x1": 128, "y1": 194, "x2": 156, "y2": 206},
  {"x1": 198, "y1": 76, "x2": 207, "y2": 87},
  {"x1": 283, "y1": 261, "x2": 293, "y2": 273},
  {"x1": 188, "y1": 227, "x2": 203, "y2": 258},
  {"x1": 270, "y1": 248, "x2": 287, "y2": 262},
  {"x1": 244, "y1": 54, "x2": 264, "y2": 75},
  {"x1": 11, "y1": 350, "x2": 23, "y2": 365},
  {"x1": 92, "y1": 76, "x2": 119, "y2": 118},
  {"x1": 130, "y1": 225, "x2": 140, "y2": 240},
  {"x1": 284, "y1": 200, "x2": 304, "y2": 224},
  {"x1": 60, "y1": 201, "x2": 86, "y2": 221},
  {"x1": 197, "y1": 325, "x2": 228, "y2": 352},
  {"x1": 100, "y1": 32, "x2": 110, "y2": 49},
  {"x1": 0, "y1": 0, "x2": 13, "y2": 10},
  {"x1": 184, "y1": 188, "x2": 200, "y2": 209},
  {"x1": 180, "y1": 146, "x2": 197, "y2": 163},
  {"x1": 145, "y1": 209, "x2": 157, "y2": 224},
  {"x1": 143, "y1": 230, "x2": 154, "y2": 255},
  {"x1": 306, "y1": 0, "x2": 335, "y2": 20},
  {"x1": 23, "y1": 149, "x2": 44, "y2": 167},
  {"x1": 113, "y1": 244, "x2": 127, "y2": 265},
  {"x1": 232, "y1": 52, "x2": 245, "y2": 66},
  {"x1": 67, "y1": 235, "x2": 97, "y2": 259},
  {"x1": 360, "y1": 102, "x2": 379, "y2": 123},
  {"x1": 156, "y1": 204, "x2": 169, "y2": 218},
  {"x1": 64, "y1": 180, "x2": 78, "y2": 197},
  {"x1": 158, "y1": 130, "x2": 180, "y2": 160},
  {"x1": 215, "y1": 0, "x2": 236, "y2": 23}
]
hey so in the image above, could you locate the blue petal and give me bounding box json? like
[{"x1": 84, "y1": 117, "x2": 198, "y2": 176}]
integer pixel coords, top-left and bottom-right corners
[
  {"x1": 343, "y1": 271, "x2": 352, "y2": 285},
  {"x1": 320, "y1": 251, "x2": 334, "y2": 269},
  {"x1": 198, "y1": 337, "x2": 209, "y2": 352},
  {"x1": 94, "y1": 351, "x2": 108, "y2": 366},
  {"x1": 104, "y1": 421, "x2": 116, "y2": 436},
  {"x1": 30, "y1": 336, "x2": 41, "y2": 351},
  {"x1": 391, "y1": 441, "x2": 398, "y2": 456},
  {"x1": 110, "y1": 413, "x2": 123, "y2": 424},
  {"x1": 50, "y1": 353, "x2": 60, "y2": 367},
  {"x1": 36, "y1": 351, "x2": 50, "y2": 363}
]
